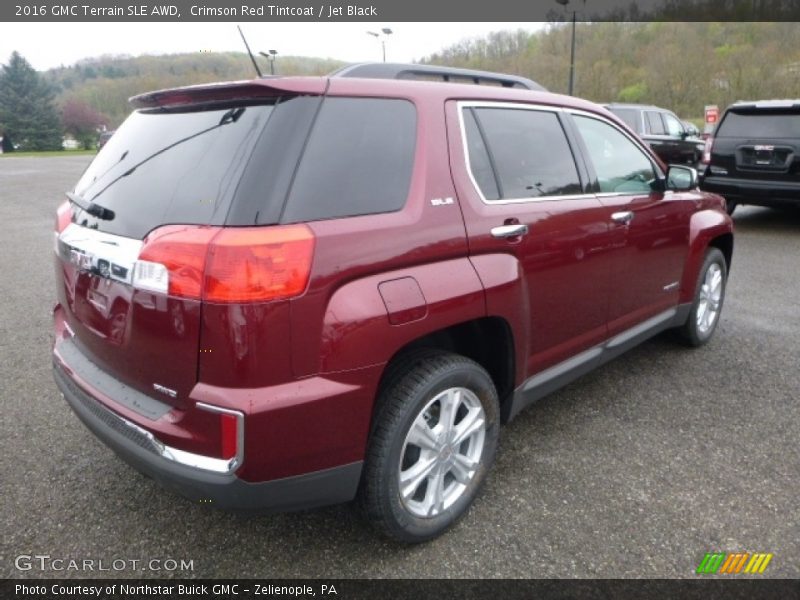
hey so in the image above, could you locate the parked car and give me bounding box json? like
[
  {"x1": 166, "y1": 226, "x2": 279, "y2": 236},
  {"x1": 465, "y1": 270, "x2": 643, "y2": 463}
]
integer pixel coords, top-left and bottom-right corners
[
  {"x1": 605, "y1": 103, "x2": 706, "y2": 168},
  {"x1": 52, "y1": 64, "x2": 733, "y2": 543},
  {"x1": 97, "y1": 130, "x2": 115, "y2": 150},
  {"x1": 700, "y1": 99, "x2": 800, "y2": 215}
]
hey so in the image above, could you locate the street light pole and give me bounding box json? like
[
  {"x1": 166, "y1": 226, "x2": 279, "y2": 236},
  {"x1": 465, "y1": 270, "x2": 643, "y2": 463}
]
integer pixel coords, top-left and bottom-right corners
[
  {"x1": 367, "y1": 28, "x2": 393, "y2": 62},
  {"x1": 568, "y1": 9, "x2": 576, "y2": 95},
  {"x1": 556, "y1": 0, "x2": 583, "y2": 96},
  {"x1": 258, "y1": 50, "x2": 278, "y2": 76}
]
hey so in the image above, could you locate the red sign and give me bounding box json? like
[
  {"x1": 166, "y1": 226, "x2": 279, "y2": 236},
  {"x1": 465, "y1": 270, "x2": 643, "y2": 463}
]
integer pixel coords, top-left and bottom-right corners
[{"x1": 705, "y1": 105, "x2": 719, "y2": 124}]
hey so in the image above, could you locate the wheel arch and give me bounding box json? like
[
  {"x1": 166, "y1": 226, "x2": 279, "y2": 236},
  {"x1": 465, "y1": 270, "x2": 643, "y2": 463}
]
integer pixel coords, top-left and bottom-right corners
[{"x1": 372, "y1": 317, "x2": 516, "y2": 430}]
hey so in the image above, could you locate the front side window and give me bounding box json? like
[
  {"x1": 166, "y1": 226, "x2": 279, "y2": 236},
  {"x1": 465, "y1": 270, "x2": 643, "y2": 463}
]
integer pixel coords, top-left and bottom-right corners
[
  {"x1": 663, "y1": 113, "x2": 685, "y2": 137},
  {"x1": 464, "y1": 106, "x2": 582, "y2": 200},
  {"x1": 573, "y1": 115, "x2": 657, "y2": 194}
]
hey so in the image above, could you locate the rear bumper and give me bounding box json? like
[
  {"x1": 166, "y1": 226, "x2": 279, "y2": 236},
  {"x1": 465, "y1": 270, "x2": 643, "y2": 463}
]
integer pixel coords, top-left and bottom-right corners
[
  {"x1": 53, "y1": 361, "x2": 363, "y2": 512},
  {"x1": 702, "y1": 175, "x2": 800, "y2": 206}
]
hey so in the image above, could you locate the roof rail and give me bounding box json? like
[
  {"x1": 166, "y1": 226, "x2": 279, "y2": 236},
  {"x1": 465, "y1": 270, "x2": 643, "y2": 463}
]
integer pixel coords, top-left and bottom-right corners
[{"x1": 330, "y1": 62, "x2": 547, "y2": 92}]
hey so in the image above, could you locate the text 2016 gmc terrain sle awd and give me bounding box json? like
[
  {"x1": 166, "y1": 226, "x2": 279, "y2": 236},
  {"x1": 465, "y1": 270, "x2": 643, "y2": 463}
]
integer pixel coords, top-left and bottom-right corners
[{"x1": 53, "y1": 64, "x2": 733, "y2": 542}]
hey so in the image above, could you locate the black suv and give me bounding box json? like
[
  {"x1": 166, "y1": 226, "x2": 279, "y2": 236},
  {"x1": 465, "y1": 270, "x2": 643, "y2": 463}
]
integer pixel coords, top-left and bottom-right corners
[
  {"x1": 605, "y1": 103, "x2": 704, "y2": 168},
  {"x1": 701, "y1": 99, "x2": 800, "y2": 215}
]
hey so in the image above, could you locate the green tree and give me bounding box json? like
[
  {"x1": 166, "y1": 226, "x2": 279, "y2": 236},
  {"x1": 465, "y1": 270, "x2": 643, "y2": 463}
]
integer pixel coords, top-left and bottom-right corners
[{"x1": 0, "y1": 51, "x2": 63, "y2": 151}]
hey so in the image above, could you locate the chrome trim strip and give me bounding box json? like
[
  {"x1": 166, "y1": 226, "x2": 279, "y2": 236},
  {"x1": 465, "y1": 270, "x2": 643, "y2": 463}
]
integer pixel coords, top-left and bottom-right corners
[
  {"x1": 58, "y1": 223, "x2": 142, "y2": 285},
  {"x1": 508, "y1": 306, "x2": 685, "y2": 422},
  {"x1": 522, "y1": 346, "x2": 603, "y2": 393},
  {"x1": 81, "y1": 391, "x2": 244, "y2": 474},
  {"x1": 606, "y1": 307, "x2": 676, "y2": 349},
  {"x1": 456, "y1": 100, "x2": 596, "y2": 206},
  {"x1": 194, "y1": 402, "x2": 246, "y2": 473}
]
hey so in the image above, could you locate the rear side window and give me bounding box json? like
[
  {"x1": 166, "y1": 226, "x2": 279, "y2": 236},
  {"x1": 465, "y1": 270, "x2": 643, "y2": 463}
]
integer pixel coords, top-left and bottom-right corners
[
  {"x1": 607, "y1": 108, "x2": 641, "y2": 133},
  {"x1": 466, "y1": 107, "x2": 582, "y2": 199},
  {"x1": 463, "y1": 109, "x2": 500, "y2": 200},
  {"x1": 716, "y1": 110, "x2": 800, "y2": 139},
  {"x1": 645, "y1": 111, "x2": 666, "y2": 135},
  {"x1": 280, "y1": 98, "x2": 416, "y2": 223}
]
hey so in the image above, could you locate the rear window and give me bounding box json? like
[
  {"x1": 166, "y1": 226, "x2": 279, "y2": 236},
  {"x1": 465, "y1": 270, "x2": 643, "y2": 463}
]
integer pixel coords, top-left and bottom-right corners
[
  {"x1": 716, "y1": 110, "x2": 800, "y2": 139},
  {"x1": 73, "y1": 103, "x2": 274, "y2": 239},
  {"x1": 607, "y1": 108, "x2": 641, "y2": 133},
  {"x1": 72, "y1": 96, "x2": 417, "y2": 237},
  {"x1": 645, "y1": 111, "x2": 666, "y2": 135}
]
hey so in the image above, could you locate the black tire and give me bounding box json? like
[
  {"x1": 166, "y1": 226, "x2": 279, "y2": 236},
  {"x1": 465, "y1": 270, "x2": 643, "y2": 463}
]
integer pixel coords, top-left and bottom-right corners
[
  {"x1": 725, "y1": 199, "x2": 738, "y2": 216},
  {"x1": 676, "y1": 248, "x2": 727, "y2": 347},
  {"x1": 360, "y1": 350, "x2": 500, "y2": 543}
]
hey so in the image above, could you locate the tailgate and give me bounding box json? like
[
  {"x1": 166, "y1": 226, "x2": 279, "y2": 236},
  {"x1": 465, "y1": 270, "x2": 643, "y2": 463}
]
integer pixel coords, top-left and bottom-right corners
[{"x1": 55, "y1": 224, "x2": 200, "y2": 409}]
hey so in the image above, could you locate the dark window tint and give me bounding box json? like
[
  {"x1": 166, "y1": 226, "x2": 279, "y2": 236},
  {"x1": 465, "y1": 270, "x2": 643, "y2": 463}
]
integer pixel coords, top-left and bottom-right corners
[
  {"x1": 281, "y1": 98, "x2": 416, "y2": 223},
  {"x1": 607, "y1": 107, "x2": 641, "y2": 133},
  {"x1": 716, "y1": 110, "x2": 800, "y2": 139},
  {"x1": 231, "y1": 96, "x2": 321, "y2": 226},
  {"x1": 463, "y1": 109, "x2": 500, "y2": 200},
  {"x1": 73, "y1": 104, "x2": 274, "y2": 239},
  {"x1": 574, "y1": 115, "x2": 656, "y2": 194},
  {"x1": 645, "y1": 111, "x2": 666, "y2": 135},
  {"x1": 472, "y1": 108, "x2": 581, "y2": 199}
]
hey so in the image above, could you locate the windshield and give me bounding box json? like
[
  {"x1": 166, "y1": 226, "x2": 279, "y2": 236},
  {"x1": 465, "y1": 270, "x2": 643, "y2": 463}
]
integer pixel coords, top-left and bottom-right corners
[{"x1": 73, "y1": 103, "x2": 275, "y2": 239}]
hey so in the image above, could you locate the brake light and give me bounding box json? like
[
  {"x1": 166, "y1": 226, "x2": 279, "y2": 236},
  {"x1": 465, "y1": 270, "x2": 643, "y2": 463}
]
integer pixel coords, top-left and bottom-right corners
[
  {"x1": 137, "y1": 226, "x2": 217, "y2": 298},
  {"x1": 220, "y1": 413, "x2": 238, "y2": 459},
  {"x1": 702, "y1": 137, "x2": 714, "y2": 164},
  {"x1": 55, "y1": 201, "x2": 72, "y2": 233},
  {"x1": 134, "y1": 224, "x2": 315, "y2": 303}
]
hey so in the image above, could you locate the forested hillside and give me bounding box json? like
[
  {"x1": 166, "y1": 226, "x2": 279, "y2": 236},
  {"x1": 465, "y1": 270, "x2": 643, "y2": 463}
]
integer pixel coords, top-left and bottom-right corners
[
  {"x1": 36, "y1": 22, "x2": 800, "y2": 130},
  {"x1": 423, "y1": 22, "x2": 800, "y2": 119},
  {"x1": 44, "y1": 53, "x2": 345, "y2": 127}
]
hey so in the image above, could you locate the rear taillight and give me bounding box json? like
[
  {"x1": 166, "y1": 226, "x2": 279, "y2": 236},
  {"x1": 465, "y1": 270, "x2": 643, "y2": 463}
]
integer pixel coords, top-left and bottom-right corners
[
  {"x1": 702, "y1": 137, "x2": 714, "y2": 164},
  {"x1": 55, "y1": 201, "x2": 73, "y2": 233},
  {"x1": 134, "y1": 224, "x2": 315, "y2": 303},
  {"x1": 54, "y1": 201, "x2": 72, "y2": 253},
  {"x1": 204, "y1": 226, "x2": 314, "y2": 303},
  {"x1": 136, "y1": 226, "x2": 217, "y2": 298}
]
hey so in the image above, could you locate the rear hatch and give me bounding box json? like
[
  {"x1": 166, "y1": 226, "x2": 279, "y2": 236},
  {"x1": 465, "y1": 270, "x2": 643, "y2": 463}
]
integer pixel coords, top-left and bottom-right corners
[
  {"x1": 54, "y1": 80, "x2": 323, "y2": 408},
  {"x1": 711, "y1": 103, "x2": 800, "y2": 181}
]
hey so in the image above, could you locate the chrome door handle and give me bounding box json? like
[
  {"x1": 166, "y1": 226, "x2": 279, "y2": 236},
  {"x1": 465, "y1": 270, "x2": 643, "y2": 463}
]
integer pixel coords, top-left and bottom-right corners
[
  {"x1": 611, "y1": 211, "x2": 634, "y2": 225},
  {"x1": 491, "y1": 224, "x2": 529, "y2": 239}
]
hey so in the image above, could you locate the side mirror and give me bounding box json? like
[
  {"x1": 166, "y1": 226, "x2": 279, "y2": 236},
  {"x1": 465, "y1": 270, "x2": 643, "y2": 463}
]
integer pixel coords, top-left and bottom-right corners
[{"x1": 666, "y1": 165, "x2": 698, "y2": 191}]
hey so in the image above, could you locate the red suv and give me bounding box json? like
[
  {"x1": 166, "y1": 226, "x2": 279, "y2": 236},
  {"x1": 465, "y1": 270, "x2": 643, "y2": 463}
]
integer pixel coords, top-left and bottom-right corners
[{"x1": 53, "y1": 64, "x2": 733, "y2": 542}]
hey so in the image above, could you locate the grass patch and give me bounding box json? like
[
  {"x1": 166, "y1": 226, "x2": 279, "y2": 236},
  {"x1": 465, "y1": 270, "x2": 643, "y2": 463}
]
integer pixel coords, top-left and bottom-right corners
[{"x1": 0, "y1": 149, "x2": 96, "y2": 158}]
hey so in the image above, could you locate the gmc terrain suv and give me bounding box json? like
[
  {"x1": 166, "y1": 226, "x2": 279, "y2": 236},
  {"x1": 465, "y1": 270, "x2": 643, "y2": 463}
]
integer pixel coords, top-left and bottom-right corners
[
  {"x1": 53, "y1": 64, "x2": 733, "y2": 542},
  {"x1": 700, "y1": 99, "x2": 800, "y2": 215},
  {"x1": 605, "y1": 103, "x2": 705, "y2": 168}
]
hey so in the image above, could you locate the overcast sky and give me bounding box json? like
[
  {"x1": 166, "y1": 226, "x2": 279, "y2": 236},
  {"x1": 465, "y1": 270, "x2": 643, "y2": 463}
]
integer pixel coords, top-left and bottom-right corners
[{"x1": 0, "y1": 22, "x2": 546, "y2": 71}]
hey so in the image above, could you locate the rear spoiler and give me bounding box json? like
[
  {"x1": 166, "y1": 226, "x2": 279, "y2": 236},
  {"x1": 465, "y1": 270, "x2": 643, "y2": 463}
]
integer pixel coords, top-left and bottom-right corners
[{"x1": 130, "y1": 78, "x2": 328, "y2": 109}]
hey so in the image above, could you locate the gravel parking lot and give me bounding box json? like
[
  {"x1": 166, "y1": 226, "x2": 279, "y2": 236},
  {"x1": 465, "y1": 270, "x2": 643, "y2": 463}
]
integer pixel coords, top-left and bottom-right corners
[{"x1": 1, "y1": 155, "x2": 798, "y2": 579}]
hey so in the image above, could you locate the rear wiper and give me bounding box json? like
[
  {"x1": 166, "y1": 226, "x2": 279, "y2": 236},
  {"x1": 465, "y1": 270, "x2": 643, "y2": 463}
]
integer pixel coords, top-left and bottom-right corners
[{"x1": 65, "y1": 191, "x2": 116, "y2": 221}]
